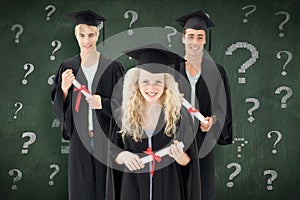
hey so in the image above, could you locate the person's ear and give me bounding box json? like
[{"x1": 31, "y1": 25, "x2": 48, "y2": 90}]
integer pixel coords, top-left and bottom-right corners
[
  {"x1": 182, "y1": 35, "x2": 185, "y2": 44},
  {"x1": 96, "y1": 31, "x2": 99, "y2": 42}
]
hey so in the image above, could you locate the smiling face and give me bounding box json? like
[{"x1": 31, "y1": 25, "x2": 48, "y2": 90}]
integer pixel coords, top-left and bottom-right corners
[
  {"x1": 138, "y1": 69, "x2": 165, "y2": 106},
  {"x1": 182, "y1": 28, "x2": 206, "y2": 57},
  {"x1": 75, "y1": 24, "x2": 99, "y2": 55}
]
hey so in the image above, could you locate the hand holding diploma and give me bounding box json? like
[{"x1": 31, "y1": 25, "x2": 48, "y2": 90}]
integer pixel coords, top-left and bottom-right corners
[
  {"x1": 72, "y1": 79, "x2": 92, "y2": 97},
  {"x1": 140, "y1": 141, "x2": 184, "y2": 164},
  {"x1": 181, "y1": 98, "x2": 208, "y2": 124}
]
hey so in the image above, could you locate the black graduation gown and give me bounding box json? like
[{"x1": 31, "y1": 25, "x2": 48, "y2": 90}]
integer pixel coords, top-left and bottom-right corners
[
  {"x1": 51, "y1": 54, "x2": 125, "y2": 200},
  {"x1": 107, "y1": 109, "x2": 201, "y2": 200},
  {"x1": 178, "y1": 58, "x2": 233, "y2": 200}
]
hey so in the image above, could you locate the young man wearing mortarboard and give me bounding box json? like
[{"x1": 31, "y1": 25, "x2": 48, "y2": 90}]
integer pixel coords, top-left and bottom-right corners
[
  {"x1": 51, "y1": 10, "x2": 125, "y2": 200},
  {"x1": 175, "y1": 10, "x2": 233, "y2": 200}
]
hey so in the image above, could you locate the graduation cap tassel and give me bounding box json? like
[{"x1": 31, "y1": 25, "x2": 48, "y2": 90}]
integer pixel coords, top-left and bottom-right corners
[
  {"x1": 208, "y1": 29, "x2": 212, "y2": 51},
  {"x1": 102, "y1": 22, "x2": 105, "y2": 46},
  {"x1": 175, "y1": 57, "x2": 181, "y2": 72}
]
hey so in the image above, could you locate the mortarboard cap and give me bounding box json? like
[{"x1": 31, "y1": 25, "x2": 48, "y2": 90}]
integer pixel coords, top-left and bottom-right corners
[
  {"x1": 175, "y1": 10, "x2": 214, "y2": 30},
  {"x1": 65, "y1": 10, "x2": 106, "y2": 42},
  {"x1": 124, "y1": 43, "x2": 185, "y2": 74},
  {"x1": 65, "y1": 10, "x2": 105, "y2": 26}
]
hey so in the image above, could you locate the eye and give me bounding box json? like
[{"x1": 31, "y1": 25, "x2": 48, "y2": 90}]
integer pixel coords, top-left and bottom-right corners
[
  {"x1": 155, "y1": 80, "x2": 164, "y2": 86},
  {"x1": 139, "y1": 80, "x2": 149, "y2": 86}
]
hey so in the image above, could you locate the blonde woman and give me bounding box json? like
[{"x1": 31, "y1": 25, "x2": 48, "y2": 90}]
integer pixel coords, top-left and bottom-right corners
[
  {"x1": 108, "y1": 46, "x2": 201, "y2": 200},
  {"x1": 51, "y1": 10, "x2": 124, "y2": 200}
]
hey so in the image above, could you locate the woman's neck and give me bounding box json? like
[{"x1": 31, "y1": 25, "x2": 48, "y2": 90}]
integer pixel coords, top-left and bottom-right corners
[{"x1": 142, "y1": 103, "x2": 162, "y2": 131}]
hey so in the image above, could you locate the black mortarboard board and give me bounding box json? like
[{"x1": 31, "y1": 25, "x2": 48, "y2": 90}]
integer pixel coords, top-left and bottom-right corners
[
  {"x1": 65, "y1": 10, "x2": 106, "y2": 42},
  {"x1": 175, "y1": 10, "x2": 215, "y2": 50},
  {"x1": 124, "y1": 43, "x2": 185, "y2": 74},
  {"x1": 175, "y1": 10, "x2": 214, "y2": 30}
]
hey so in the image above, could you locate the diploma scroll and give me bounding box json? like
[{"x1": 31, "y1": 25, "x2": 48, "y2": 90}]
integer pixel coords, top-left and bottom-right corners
[
  {"x1": 181, "y1": 98, "x2": 208, "y2": 124},
  {"x1": 140, "y1": 142, "x2": 184, "y2": 164},
  {"x1": 72, "y1": 79, "x2": 92, "y2": 98}
]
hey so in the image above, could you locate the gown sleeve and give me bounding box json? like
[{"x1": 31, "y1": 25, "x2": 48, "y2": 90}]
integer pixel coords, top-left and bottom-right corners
[
  {"x1": 178, "y1": 109, "x2": 202, "y2": 200},
  {"x1": 215, "y1": 64, "x2": 233, "y2": 145},
  {"x1": 95, "y1": 61, "x2": 125, "y2": 136},
  {"x1": 50, "y1": 60, "x2": 76, "y2": 140},
  {"x1": 183, "y1": 142, "x2": 202, "y2": 200},
  {"x1": 106, "y1": 119, "x2": 124, "y2": 200}
]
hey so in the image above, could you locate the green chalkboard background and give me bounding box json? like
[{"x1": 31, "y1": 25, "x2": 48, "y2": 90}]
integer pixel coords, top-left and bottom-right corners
[{"x1": 0, "y1": 0, "x2": 299, "y2": 199}]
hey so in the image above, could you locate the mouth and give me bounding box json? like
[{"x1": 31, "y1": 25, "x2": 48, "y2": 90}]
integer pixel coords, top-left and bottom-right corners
[
  {"x1": 146, "y1": 91, "x2": 158, "y2": 97},
  {"x1": 190, "y1": 46, "x2": 200, "y2": 50},
  {"x1": 83, "y1": 44, "x2": 92, "y2": 49}
]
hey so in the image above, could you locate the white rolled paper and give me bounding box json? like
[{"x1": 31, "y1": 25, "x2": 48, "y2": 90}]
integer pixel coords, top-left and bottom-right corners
[
  {"x1": 72, "y1": 79, "x2": 92, "y2": 98},
  {"x1": 140, "y1": 142, "x2": 184, "y2": 164},
  {"x1": 181, "y1": 98, "x2": 208, "y2": 124}
]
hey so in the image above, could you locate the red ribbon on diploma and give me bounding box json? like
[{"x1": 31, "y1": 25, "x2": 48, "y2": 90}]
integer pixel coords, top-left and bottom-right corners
[
  {"x1": 143, "y1": 147, "x2": 161, "y2": 176},
  {"x1": 188, "y1": 107, "x2": 199, "y2": 113},
  {"x1": 73, "y1": 85, "x2": 90, "y2": 112}
]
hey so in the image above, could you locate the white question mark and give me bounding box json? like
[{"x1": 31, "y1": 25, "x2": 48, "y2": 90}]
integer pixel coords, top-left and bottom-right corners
[
  {"x1": 21, "y1": 132, "x2": 37, "y2": 154},
  {"x1": 275, "y1": 86, "x2": 293, "y2": 108},
  {"x1": 264, "y1": 169, "x2": 278, "y2": 190},
  {"x1": 8, "y1": 169, "x2": 22, "y2": 190},
  {"x1": 164, "y1": 26, "x2": 177, "y2": 48},
  {"x1": 51, "y1": 118, "x2": 60, "y2": 127},
  {"x1": 14, "y1": 102, "x2": 23, "y2": 119},
  {"x1": 50, "y1": 40, "x2": 62, "y2": 60},
  {"x1": 276, "y1": 50, "x2": 292, "y2": 76},
  {"x1": 275, "y1": 11, "x2": 290, "y2": 38},
  {"x1": 245, "y1": 98, "x2": 260, "y2": 123},
  {"x1": 49, "y1": 164, "x2": 60, "y2": 186},
  {"x1": 233, "y1": 137, "x2": 248, "y2": 158},
  {"x1": 267, "y1": 130, "x2": 282, "y2": 154},
  {"x1": 45, "y1": 5, "x2": 56, "y2": 21},
  {"x1": 124, "y1": 10, "x2": 138, "y2": 36},
  {"x1": 61, "y1": 137, "x2": 70, "y2": 154},
  {"x1": 22, "y1": 63, "x2": 34, "y2": 85},
  {"x1": 11, "y1": 24, "x2": 24, "y2": 43},
  {"x1": 48, "y1": 75, "x2": 56, "y2": 85},
  {"x1": 226, "y1": 162, "x2": 241, "y2": 188},
  {"x1": 242, "y1": 5, "x2": 257, "y2": 23},
  {"x1": 225, "y1": 42, "x2": 259, "y2": 84}
]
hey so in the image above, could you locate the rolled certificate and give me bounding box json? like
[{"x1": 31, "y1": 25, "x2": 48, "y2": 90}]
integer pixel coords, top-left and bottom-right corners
[
  {"x1": 140, "y1": 142, "x2": 184, "y2": 164},
  {"x1": 72, "y1": 79, "x2": 92, "y2": 98},
  {"x1": 181, "y1": 98, "x2": 208, "y2": 124}
]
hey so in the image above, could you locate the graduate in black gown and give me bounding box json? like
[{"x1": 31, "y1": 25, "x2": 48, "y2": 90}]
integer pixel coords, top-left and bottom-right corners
[
  {"x1": 175, "y1": 10, "x2": 233, "y2": 200},
  {"x1": 107, "y1": 44, "x2": 201, "y2": 200},
  {"x1": 51, "y1": 10, "x2": 124, "y2": 200}
]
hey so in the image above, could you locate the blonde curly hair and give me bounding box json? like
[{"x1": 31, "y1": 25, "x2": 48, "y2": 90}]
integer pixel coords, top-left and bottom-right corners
[{"x1": 120, "y1": 67, "x2": 181, "y2": 142}]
